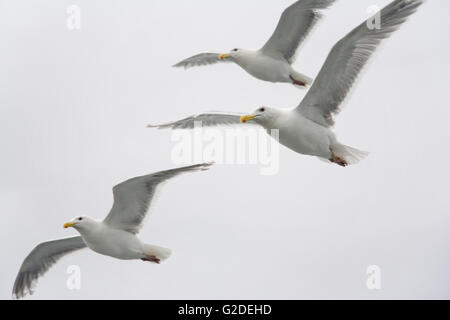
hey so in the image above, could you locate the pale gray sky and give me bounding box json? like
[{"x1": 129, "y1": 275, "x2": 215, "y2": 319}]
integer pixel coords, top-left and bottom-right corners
[{"x1": 1, "y1": 0, "x2": 449, "y2": 299}]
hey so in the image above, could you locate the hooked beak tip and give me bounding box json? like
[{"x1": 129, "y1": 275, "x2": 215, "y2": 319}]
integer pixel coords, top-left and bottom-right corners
[
  {"x1": 219, "y1": 54, "x2": 230, "y2": 60},
  {"x1": 63, "y1": 222, "x2": 75, "y2": 229},
  {"x1": 240, "y1": 115, "x2": 256, "y2": 123}
]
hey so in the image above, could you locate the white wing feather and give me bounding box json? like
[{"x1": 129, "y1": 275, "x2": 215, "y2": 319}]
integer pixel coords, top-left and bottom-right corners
[
  {"x1": 261, "y1": 0, "x2": 336, "y2": 63},
  {"x1": 297, "y1": 0, "x2": 423, "y2": 127},
  {"x1": 147, "y1": 112, "x2": 255, "y2": 130},
  {"x1": 103, "y1": 163, "x2": 213, "y2": 234},
  {"x1": 12, "y1": 237, "x2": 86, "y2": 299}
]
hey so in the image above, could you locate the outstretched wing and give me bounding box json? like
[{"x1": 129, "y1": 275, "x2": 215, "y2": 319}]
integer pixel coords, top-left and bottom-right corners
[
  {"x1": 261, "y1": 0, "x2": 336, "y2": 64},
  {"x1": 173, "y1": 53, "x2": 232, "y2": 69},
  {"x1": 103, "y1": 163, "x2": 213, "y2": 234},
  {"x1": 297, "y1": 0, "x2": 423, "y2": 127},
  {"x1": 12, "y1": 237, "x2": 86, "y2": 299},
  {"x1": 147, "y1": 112, "x2": 254, "y2": 130}
]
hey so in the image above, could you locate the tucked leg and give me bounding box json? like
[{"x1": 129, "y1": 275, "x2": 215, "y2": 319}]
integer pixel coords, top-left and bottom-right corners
[
  {"x1": 330, "y1": 154, "x2": 348, "y2": 167},
  {"x1": 141, "y1": 255, "x2": 161, "y2": 264},
  {"x1": 290, "y1": 75, "x2": 306, "y2": 87}
]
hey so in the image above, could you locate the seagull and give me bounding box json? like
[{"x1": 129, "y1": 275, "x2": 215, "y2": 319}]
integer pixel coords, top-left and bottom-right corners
[
  {"x1": 173, "y1": 0, "x2": 337, "y2": 88},
  {"x1": 151, "y1": 0, "x2": 423, "y2": 167},
  {"x1": 12, "y1": 163, "x2": 213, "y2": 299}
]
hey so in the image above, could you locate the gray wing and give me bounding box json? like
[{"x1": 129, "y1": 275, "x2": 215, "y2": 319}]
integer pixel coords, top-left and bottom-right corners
[
  {"x1": 103, "y1": 163, "x2": 213, "y2": 234},
  {"x1": 260, "y1": 0, "x2": 336, "y2": 63},
  {"x1": 173, "y1": 53, "x2": 232, "y2": 69},
  {"x1": 12, "y1": 236, "x2": 86, "y2": 299},
  {"x1": 297, "y1": 0, "x2": 423, "y2": 127},
  {"x1": 147, "y1": 112, "x2": 253, "y2": 130}
]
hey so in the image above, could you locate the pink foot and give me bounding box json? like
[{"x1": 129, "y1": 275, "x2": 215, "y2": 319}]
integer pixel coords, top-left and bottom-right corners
[
  {"x1": 290, "y1": 75, "x2": 306, "y2": 87},
  {"x1": 141, "y1": 255, "x2": 161, "y2": 264},
  {"x1": 330, "y1": 155, "x2": 348, "y2": 167}
]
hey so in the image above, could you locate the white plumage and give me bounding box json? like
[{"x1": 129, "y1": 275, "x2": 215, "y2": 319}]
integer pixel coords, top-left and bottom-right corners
[
  {"x1": 174, "y1": 0, "x2": 337, "y2": 88},
  {"x1": 152, "y1": 0, "x2": 423, "y2": 167},
  {"x1": 12, "y1": 163, "x2": 213, "y2": 299}
]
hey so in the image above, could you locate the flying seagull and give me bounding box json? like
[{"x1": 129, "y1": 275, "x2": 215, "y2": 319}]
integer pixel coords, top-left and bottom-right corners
[
  {"x1": 151, "y1": 0, "x2": 423, "y2": 167},
  {"x1": 12, "y1": 163, "x2": 213, "y2": 299},
  {"x1": 173, "y1": 0, "x2": 337, "y2": 88}
]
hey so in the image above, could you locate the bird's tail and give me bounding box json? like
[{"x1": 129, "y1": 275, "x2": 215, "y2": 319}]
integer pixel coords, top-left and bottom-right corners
[
  {"x1": 291, "y1": 71, "x2": 313, "y2": 89},
  {"x1": 331, "y1": 144, "x2": 369, "y2": 166},
  {"x1": 142, "y1": 244, "x2": 171, "y2": 263}
]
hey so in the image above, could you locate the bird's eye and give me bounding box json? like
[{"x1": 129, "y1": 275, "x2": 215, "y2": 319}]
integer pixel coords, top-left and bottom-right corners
[
  {"x1": 259, "y1": 107, "x2": 265, "y2": 112},
  {"x1": 78, "y1": 217, "x2": 83, "y2": 221},
  {"x1": 232, "y1": 48, "x2": 238, "y2": 52}
]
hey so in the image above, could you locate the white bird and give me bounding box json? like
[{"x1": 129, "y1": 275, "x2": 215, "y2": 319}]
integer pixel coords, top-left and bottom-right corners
[
  {"x1": 12, "y1": 163, "x2": 213, "y2": 299},
  {"x1": 151, "y1": 0, "x2": 423, "y2": 167},
  {"x1": 173, "y1": 0, "x2": 337, "y2": 88}
]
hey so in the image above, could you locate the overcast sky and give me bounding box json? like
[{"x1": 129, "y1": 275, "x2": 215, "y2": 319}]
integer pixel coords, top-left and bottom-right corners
[{"x1": 1, "y1": 0, "x2": 449, "y2": 299}]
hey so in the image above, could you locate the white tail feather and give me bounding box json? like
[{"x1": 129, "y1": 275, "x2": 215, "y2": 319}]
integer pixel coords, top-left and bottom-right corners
[
  {"x1": 143, "y1": 244, "x2": 171, "y2": 262},
  {"x1": 331, "y1": 144, "x2": 369, "y2": 165},
  {"x1": 291, "y1": 71, "x2": 313, "y2": 88}
]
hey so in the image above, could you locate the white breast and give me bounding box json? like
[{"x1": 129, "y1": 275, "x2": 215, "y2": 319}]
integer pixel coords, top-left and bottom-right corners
[
  {"x1": 272, "y1": 110, "x2": 334, "y2": 159},
  {"x1": 235, "y1": 51, "x2": 291, "y2": 83},
  {"x1": 80, "y1": 224, "x2": 144, "y2": 260}
]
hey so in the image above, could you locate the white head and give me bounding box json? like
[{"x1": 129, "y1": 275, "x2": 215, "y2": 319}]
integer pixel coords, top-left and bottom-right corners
[
  {"x1": 240, "y1": 106, "x2": 280, "y2": 128},
  {"x1": 63, "y1": 216, "x2": 98, "y2": 233},
  {"x1": 219, "y1": 48, "x2": 252, "y2": 62}
]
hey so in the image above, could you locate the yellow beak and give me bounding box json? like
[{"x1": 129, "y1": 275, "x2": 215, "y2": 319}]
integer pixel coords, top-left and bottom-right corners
[
  {"x1": 240, "y1": 115, "x2": 257, "y2": 123},
  {"x1": 63, "y1": 222, "x2": 76, "y2": 229},
  {"x1": 219, "y1": 53, "x2": 231, "y2": 60}
]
